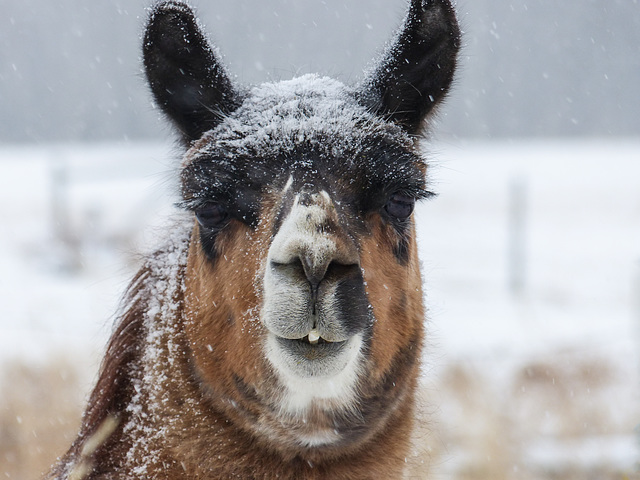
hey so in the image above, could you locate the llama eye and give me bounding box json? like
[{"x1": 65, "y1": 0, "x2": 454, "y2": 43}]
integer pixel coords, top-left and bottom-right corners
[
  {"x1": 195, "y1": 203, "x2": 228, "y2": 230},
  {"x1": 384, "y1": 194, "x2": 415, "y2": 220}
]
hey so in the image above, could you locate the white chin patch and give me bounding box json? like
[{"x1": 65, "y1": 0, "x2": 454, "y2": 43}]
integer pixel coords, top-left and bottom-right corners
[
  {"x1": 265, "y1": 333, "x2": 364, "y2": 415},
  {"x1": 295, "y1": 429, "x2": 342, "y2": 448}
]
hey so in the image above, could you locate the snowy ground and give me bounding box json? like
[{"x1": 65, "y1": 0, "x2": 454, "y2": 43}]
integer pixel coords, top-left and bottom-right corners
[{"x1": 1, "y1": 139, "x2": 638, "y2": 478}]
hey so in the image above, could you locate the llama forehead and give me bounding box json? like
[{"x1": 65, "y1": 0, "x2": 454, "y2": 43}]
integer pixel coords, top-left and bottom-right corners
[{"x1": 181, "y1": 74, "x2": 427, "y2": 214}]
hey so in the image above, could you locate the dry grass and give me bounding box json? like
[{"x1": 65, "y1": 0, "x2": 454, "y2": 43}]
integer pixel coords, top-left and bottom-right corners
[
  {"x1": 408, "y1": 352, "x2": 640, "y2": 480},
  {"x1": 1, "y1": 352, "x2": 637, "y2": 479},
  {"x1": 0, "y1": 358, "x2": 85, "y2": 479}
]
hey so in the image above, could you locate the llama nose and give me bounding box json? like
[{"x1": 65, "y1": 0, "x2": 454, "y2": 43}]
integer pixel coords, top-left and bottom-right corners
[
  {"x1": 267, "y1": 190, "x2": 360, "y2": 292},
  {"x1": 296, "y1": 251, "x2": 360, "y2": 317},
  {"x1": 298, "y1": 250, "x2": 360, "y2": 293}
]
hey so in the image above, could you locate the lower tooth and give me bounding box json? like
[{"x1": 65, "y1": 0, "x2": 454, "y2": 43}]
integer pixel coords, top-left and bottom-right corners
[{"x1": 308, "y1": 329, "x2": 320, "y2": 345}]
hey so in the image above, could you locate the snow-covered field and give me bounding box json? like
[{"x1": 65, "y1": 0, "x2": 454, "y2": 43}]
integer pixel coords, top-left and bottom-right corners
[
  {"x1": 414, "y1": 139, "x2": 640, "y2": 478},
  {"x1": 1, "y1": 139, "x2": 638, "y2": 478}
]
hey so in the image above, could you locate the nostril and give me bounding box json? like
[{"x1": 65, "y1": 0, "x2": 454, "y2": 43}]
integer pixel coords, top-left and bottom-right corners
[
  {"x1": 299, "y1": 257, "x2": 361, "y2": 287},
  {"x1": 271, "y1": 257, "x2": 360, "y2": 282},
  {"x1": 324, "y1": 261, "x2": 361, "y2": 280},
  {"x1": 270, "y1": 258, "x2": 306, "y2": 279}
]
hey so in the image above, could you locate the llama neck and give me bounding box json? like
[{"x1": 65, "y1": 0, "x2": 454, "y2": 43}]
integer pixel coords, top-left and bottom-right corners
[{"x1": 117, "y1": 225, "x2": 192, "y2": 474}]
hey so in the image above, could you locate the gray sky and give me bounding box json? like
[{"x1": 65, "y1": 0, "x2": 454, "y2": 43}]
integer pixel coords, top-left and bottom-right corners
[{"x1": 1, "y1": 0, "x2": 639, "y2": 143}]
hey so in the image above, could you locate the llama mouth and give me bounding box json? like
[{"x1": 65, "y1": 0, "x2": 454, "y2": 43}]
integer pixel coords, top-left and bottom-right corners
[
  {"x1": 275, "y1": 334, "x2": 347, "y2": 361},
  {"x1": 302, "y1": 329, "x2": 328, "y2": 345},
  {"x1": 266, "y1": 332, "x2": 363, "y2": 380}
]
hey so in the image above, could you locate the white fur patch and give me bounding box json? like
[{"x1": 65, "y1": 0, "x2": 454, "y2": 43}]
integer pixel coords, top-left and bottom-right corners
[
  {"x1": 282, "y1": 174, "x2": 294, "y2": 193},
  {"x1": 295, "y1": 430, "x2": 342, "y2": 448},
  {"x1": 267, "y1": 192, "x2": 335, "y2": 267}
]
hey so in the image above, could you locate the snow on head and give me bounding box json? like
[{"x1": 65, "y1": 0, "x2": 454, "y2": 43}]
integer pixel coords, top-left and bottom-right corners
[{"x1": 195, "y1": 73, "x2": 412, "y2": 161}]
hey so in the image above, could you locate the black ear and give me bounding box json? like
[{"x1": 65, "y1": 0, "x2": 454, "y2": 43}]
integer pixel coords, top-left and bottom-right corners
[
  {"x1": 361, "y1": 0, "x2": 461, "y2": 134},
  {"x1": 143, "y1": 1, "x2": 239, "y2": 144}
]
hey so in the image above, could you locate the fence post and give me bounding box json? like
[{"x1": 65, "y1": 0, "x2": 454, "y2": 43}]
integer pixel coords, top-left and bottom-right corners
[
  {"x1": 634, "y1": 260, "x2": 640, "y2": 371},
  {"x1": 508, "y1": 175, "x2": 528, "y2": 298},
  {"x1": 49, "y1": 149, "x2": 81, "y2": 270},
  {"x1": 50, "y1": 150, "x2": 69, "y2": 244}
]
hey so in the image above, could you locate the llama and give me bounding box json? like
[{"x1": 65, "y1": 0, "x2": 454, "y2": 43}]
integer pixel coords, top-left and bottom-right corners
[{"x1": 48, "y1": 0, "x2": 459, "y2": 478}]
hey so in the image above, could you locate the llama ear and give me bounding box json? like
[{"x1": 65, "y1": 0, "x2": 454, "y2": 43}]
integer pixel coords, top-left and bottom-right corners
[
  {"x1": 143, "y1": 1, "x2": 239, "y2": 144},
  {"x1": 360, "y1": 0, "x2": 461, "y2": 134}
]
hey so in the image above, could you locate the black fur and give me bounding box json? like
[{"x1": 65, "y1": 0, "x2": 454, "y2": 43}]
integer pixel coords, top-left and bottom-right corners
[
  {"x1": 143, "y1": 1, "x2": 241, "y2": 144},
  {"x1": 181, "y1": 140, "x2": 428, "y2": 264},
  {"x1": 360, "y1": 0, "x2": 461, "y2": 134},
  {"x1": 332, "y1": 270, "x2": 371, "y2": 337}
]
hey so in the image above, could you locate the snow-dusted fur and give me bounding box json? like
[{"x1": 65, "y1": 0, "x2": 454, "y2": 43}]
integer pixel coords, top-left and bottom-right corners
[{"x1": 47, "y1": 1, "x2": 460, "y2": 478}]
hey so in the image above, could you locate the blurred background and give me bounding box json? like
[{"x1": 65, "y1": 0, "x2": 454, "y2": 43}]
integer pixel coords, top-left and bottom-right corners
[{"x1": 1, "y1": 0, "x2": 639, "y2": 478}]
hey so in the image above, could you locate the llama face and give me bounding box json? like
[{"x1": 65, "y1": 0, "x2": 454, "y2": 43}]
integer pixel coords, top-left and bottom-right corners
[
  {"x1": 179, "y1": 75, "x2": 431, "y2": 413},
  {"x1": 143, "y1": 0, "x2": 459, "y2": 446}
]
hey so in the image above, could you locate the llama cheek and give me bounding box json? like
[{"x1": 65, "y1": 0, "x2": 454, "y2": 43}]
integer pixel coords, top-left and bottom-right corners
[
  {"x1": 184, "y1": 231, "x2": 268, "y2": 383},
  {"x1": 359, "y1": 232, "x2": 420, "y2": 380}
]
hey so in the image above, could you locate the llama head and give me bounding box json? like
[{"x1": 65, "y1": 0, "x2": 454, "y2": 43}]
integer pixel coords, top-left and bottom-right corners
[{"x1": 143, "y1": 0, "x2": 459, "y2": 450}]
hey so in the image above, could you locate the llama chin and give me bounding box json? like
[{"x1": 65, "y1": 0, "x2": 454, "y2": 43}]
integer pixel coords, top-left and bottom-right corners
[
  {"x1": 47, "y1": 1, "x2": 460, "y2": 478},
  {"x1": 264, "y1": 332, "x2": 365, "y2": 414}
]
